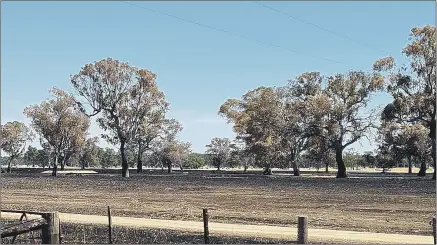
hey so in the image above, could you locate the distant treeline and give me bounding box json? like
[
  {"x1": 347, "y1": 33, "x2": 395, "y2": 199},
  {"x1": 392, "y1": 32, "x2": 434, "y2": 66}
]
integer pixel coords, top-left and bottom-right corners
[
  {"x1": 0, "y1": 146, "x2": 215, "y2": 171},
  {"x1": 2, "y1": 146, "x2": 430, "y2": 173}
]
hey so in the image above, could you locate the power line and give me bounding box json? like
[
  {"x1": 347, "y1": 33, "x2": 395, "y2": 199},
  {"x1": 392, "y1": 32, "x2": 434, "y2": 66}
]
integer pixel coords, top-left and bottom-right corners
[
  {"x1": 121, "y1": 1, "x2": 342, "y2": 64},
  {"x1": 252, "y1": 1, "x2": 387, "y2": 55}
]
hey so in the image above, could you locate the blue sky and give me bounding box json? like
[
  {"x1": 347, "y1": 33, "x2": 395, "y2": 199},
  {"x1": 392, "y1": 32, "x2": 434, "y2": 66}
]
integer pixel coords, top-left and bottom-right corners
[{"x1": 1, "y1": 1, "x2": 435, "y2": 153}]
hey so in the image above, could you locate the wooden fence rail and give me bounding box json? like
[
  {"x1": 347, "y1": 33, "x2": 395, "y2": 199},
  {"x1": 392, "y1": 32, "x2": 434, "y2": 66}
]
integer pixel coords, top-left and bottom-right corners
[
  {"x1": 1, "y1": 210, "x2": 60, "y2": 244},
  {"x1": 1, "y1": 218, "x2": 47, "y2": 238}
]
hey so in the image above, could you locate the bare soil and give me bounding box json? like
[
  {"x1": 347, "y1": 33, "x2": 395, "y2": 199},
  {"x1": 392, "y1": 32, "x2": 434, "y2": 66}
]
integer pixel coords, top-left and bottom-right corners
[{"x1": 1, "y1": 168, "x2": 435, "y2": 236}]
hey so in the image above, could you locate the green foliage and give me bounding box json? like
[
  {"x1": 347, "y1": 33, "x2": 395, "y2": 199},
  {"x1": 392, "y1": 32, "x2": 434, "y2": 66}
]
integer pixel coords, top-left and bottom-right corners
[
  {"x1": 184, "y1": 153, "x2": 205, "y2": 169},
  {"x1": 343, "y1": 151, "x2": 365, "y2": 169},
  {"x1": 23, "y1": 146, "x2": 39, "y2": 166},
  {"x1": 205, "y1": 137, "x2": 235, "y2": 170},
  {"x1": 100, "y1": 148, "x2": 119, "y2": 168}
]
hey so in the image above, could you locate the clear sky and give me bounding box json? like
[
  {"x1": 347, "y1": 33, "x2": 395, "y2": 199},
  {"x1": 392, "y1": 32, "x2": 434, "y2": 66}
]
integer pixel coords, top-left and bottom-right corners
[{"x1": 1, "y1": 1, "x2": 435, "y2": 154}]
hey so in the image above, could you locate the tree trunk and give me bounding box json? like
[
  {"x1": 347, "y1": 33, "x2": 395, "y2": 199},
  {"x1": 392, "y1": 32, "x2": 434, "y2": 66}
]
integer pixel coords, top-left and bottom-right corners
[
  {"x1": 167, "y1": 163, "x2": 172, "y2": 173},
  {"x1": 433, "y1": 167, "x2": 436, "y2": 180},
  {"x1": 325, "y1": 161, "x2": 329, "y2": 173},
  {"x1": 58, "y1": 154, "x2": 65, "y2": 171},
  {"x1": 137, "y1": 142, "x2": 143, "y2": 173},
  {"x1": 243, "y1": 164, "x2": 248, "y2": 173},
  {"x1": 263, "y1": 167, "x2": 272, "y2": 175},
  {"x1": 430, "y1": 119, "x2": 436, "y2": 179},
  {"x1": 7, "y1": 158, "x2": 13, "y2": 173},
  {"x1": 120, "y1": 141, "x2": 129, "y2": 178},
  {"x1": 213, "y1": 157, "x2": 221, "y2": 171},
  {"x1": 431, "y1": 138, "x2": 436, "y2": 180},
  {"x1": 52, "y1": 154, "x2": 58, "y2": 177},
  {"x1": 65, "y1": 153, "x2": 72, "y2": 167},
  {"x1": 407, "y1": 155, "x2": 412, "y2": 174},
  {"x1": 137, "y1": 158, "x2": 143, "y2": 173},
  {"x1": 292, "y1": 161, "x2": 300, "y2": 176},
  {"x1": 335, "y1": 145, "x2": 347, "y2": 178},
  {"x1": 417, "y1": 161, "x2": 427, "y2": 177}
]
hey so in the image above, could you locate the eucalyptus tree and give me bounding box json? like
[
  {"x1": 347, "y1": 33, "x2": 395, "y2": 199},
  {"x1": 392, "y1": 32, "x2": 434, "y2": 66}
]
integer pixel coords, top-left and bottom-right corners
[
  {"x1": 24, "y1": 88, "x2": 90, "y2": 176},
  {"x1": 70, "y1": 58, "x2": 168, "y2": 177},
  {"x1": 373, "y1": 25, "x2": 436, "y2": 179},
  {"x1": 0, "y1": 121, "x2": 33, "y2": 173},
  {"x1": 219, "y1": 87, "x2": 287, "y2": 174},
  {"x1": 288, "y1": 71, "x2": 383, "y2": 178},
  {"x1": 205, "y1": 137, "x2": 235, "y2": 171}
]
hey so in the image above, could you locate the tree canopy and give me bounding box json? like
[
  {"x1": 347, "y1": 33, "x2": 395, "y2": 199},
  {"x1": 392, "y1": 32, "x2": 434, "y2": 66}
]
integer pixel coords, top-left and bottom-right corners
[
  {"x1": 71, "y1": 58, "x2": 168, "y2": 177},
  {"x1": 24, "y1": 88, "x2": 89, "y2": 176},
  {"x1": 0, "y1": 121, "x2": 33, "y2": 173}
]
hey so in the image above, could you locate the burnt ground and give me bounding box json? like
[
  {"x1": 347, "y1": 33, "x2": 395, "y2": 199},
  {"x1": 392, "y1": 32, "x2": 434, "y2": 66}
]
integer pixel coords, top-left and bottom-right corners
[{"x1": 1, "y1": 168, "x2": 435, "y2": 237}]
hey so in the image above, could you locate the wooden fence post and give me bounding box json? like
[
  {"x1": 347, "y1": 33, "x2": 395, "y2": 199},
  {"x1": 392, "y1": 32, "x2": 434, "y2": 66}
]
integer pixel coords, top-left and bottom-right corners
[
  {"x1": 108, "y1": 206, "x2": 113, "y2": 244},
  {"x1": 432, "y1": 216, "x2": 436, "y2": 245},
  {"x1": 41, "y1": 212, "x2": 60, "y2": 244},
  {"x1": 59, "y1": 222, "x2": 63, "y2": 244},
  {"x1": 297, "y1": 216, "x2": 308, "y2": 244},
  {"x1": 202, "y1": 208, "x2": 209, "y2": 244}
]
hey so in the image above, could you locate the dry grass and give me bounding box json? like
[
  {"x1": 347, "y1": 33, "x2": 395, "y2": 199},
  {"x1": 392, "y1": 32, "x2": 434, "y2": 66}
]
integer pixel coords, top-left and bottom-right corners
[
  {"x1": 1, "y1": 221, "x2": 298, "y2": 244},
  {"x1": 1, "y1": 169, "x2": 435, "y2": 236}
]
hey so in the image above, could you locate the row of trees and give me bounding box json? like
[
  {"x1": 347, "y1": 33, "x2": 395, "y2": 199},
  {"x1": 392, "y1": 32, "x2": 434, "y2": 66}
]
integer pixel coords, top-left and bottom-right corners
[
  {"x1": 1, "y1": 59, "x2": 199, "y2": 177},
  {"x1": 1, "y1": 142, "x2": 423, "y2": 173},
  {"x1": 1, "y1": 145, "x2": 207, "y2": 171},
  {"x1": 1, "y1": 25, "x2": 435, "y2": 179},
  {"x1": 214, "y1": 25, "x2": 436, "y2": 179}
]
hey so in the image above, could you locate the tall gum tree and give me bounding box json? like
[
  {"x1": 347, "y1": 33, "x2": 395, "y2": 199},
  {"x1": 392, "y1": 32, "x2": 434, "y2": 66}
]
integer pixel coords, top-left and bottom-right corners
[
  {"x1": 373, "y1": 25, "x2": 436, "y2": 179},
  {"x1": 280, "y1": 74, "x2": 327, "y2": 176},
  {"x1": 24, "y1": 88, "x2": 90, "y2": 176},
  {"x1": 295, "y1": 71, "x2": 383, "y2": 178},
  {"x1": 219, "y1": 87, "x2": 286, "y2": 173},
  {"x1": 0, "y1": 121, "x2": 33, "y2": 173},
  {"x1": 71, "y1": 58, "x2": 167, "y2": 178}
]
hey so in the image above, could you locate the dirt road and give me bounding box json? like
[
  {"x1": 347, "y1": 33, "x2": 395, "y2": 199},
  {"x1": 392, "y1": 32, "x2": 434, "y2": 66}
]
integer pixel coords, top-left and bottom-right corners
[{"x1": 1, "y1": 212, "x2": 433, "y2": 244}]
